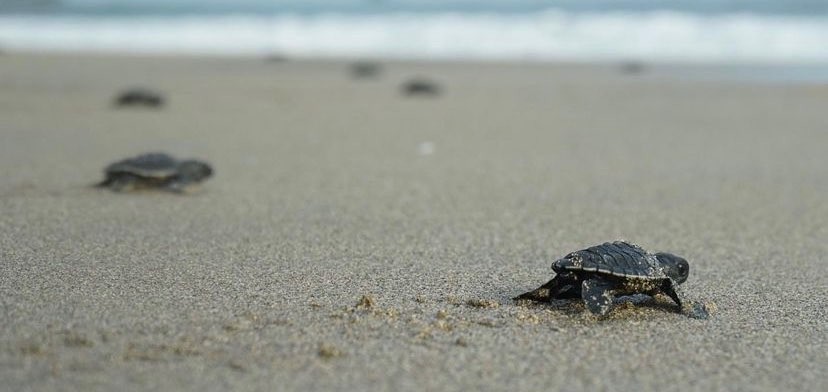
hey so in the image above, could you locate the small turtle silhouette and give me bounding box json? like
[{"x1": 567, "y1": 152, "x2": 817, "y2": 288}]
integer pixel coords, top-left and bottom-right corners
[
  {"x1": 350, "y1": 61, "x2": 382, "y2": 79},
  {"x1": 401, "y1": 78, "x2": 441, "y2": 97},
  {"x1": 264, "y1": 53, "x2": 288, "y2": 63},
  {"x1": 516, "y1": 241, "x2": 707, "y2": 318},
  {"x1": 114, "y1": 88, "x2": 164, "y2": 108},
  {"x1": 618, "y1": 61, "x2": 647, "y2": 74},
  {"x1": 96, "y1": 152, "x2": 212, "y2": 193}
]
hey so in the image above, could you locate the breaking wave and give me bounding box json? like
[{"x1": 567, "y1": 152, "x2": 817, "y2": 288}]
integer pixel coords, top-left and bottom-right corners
[{"x1": 1, "y1": 10, "x2": 827, "y2": 63}]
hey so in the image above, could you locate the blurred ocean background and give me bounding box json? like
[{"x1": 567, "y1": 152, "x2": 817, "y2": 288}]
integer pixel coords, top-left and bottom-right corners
[{"x1": 1, "y1": 0, "x2": 828, "y2": 63}]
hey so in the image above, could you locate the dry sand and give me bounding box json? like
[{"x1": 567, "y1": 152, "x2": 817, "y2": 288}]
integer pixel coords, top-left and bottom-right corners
[{"x1": 0, "y1": 53, "x2": 826, "y2": 391}]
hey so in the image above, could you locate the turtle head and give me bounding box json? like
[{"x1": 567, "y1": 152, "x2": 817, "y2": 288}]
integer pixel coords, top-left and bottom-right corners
[
  {"x1": 656, "y1": 252, "x2": 689, "y2": 284},
  {"x1": 177, "y1": 160, "x2": 213, "y2": 182}
]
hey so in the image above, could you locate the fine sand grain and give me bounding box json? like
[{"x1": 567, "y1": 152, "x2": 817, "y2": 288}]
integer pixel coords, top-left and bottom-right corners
[{"x1": 0, "y1": 54, "x2": 826, "y2": 391}]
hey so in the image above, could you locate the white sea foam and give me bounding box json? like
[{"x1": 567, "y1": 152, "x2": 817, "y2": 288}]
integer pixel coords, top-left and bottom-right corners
[{"x1": 1, "y1": 10, "x2": 827, "y2": 63}]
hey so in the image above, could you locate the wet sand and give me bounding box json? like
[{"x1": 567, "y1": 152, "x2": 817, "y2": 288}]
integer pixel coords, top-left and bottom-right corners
[{"x1": 0, "y1": 53, "x2": 826, "y2": 391}]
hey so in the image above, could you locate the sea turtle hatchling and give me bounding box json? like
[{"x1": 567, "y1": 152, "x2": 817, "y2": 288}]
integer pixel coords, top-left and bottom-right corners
[
  {"x1": 96, "y1": 152, "x2": 213, "y2": 193},
  {"x1": 114, "y1": 88, "x2": 165, "y2": 108},
  {"x1": 350, "y1": 61, "x2": 382, "y2": 79},
  {"x1": 401, "y1": 78, "x2": 442, "y2": 97},
  {"x1": 515, "y1": 241, "x2": 708, "y2": 318}
]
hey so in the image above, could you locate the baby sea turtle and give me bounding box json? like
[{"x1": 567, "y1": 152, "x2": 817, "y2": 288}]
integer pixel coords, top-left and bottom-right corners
[
  {"x1": 515, "y1": 241, "x2": 707, "y2": 318},
  {"x1": 114, "y1": 88, "x2": 164, "y2": 108},
  {"x1": 402, "y1": 78, "x2": 441, "y2": 97},
  {"x1": 264, "y1": 53, "x2": 289, "y2": 63},
  {"x1": 618, "y1": 60, "x2": 647, "y2": 75},
  {"x1": 96, "y1": 152, "x2": 213, "y2": 193},
  {"x1": 350, "y1": 61, "x2": 382, "y2": 79}
]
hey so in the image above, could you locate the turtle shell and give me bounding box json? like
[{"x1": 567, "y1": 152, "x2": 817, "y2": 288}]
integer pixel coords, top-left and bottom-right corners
[
  {"x1": 552, "y1": 241, "x2": 665, "y2": 280},
  {"x1": 104, "y1": 153, "x2": 179, "y2": 179}
]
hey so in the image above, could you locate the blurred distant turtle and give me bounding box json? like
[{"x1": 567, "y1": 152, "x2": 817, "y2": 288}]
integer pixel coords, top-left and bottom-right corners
[
  {"x1": 402, "y1": 78, "x2": 441, "y2": 97},
  {"x1": 264, "y1": 53, "x2": 289, "y2": 63},
  {"x1": 114, "y1": 88, "x2": 164, "y2": 108},
  {"x1": 350, "y1": 61, "x2": 382, "y2": 79},
  {"x1": 96, "y1": 152, "x2": 213, "y2": 193},
  {"x1": 515, "y1": 241, "x2": 708, "y2": 319},
  {"x1": 618, "y1": 61, "x2": 647, "y2": 75}
]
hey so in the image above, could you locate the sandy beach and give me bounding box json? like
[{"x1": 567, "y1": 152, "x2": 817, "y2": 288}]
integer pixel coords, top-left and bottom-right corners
[{"x1": 0, "y1": 53, "x2": 826, "y2": 391}]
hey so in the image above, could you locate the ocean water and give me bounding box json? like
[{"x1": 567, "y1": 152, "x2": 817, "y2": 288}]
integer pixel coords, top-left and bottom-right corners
[{"x1": 1, "y1": 1, "x2": 828, "y2": 63}]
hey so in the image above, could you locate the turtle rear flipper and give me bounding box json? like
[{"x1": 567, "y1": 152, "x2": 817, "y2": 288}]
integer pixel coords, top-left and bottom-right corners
[
  {"x1": 96, "y1": 174, "x2": 140, "y2": 192},
  {"x1": 94, "y1": 177, "x2": 113, "y2": 188},
  {"x1": 514, "y1": 275, "x2": 580, "y2": 302},
  {"x1": 581, "y1": 278, "x2": 618, "y2": 316},
  {"x1": 163, "y1": 180, "x2": 199, "y2": 194}
]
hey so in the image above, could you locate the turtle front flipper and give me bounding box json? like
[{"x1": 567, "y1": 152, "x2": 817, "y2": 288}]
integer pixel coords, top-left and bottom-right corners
[
  {"x1": 581, "y1": 278, "x2": 618, "y2": 316},
  {"x1": 660, "y1": 280, "x2": 683, "y2": 310},
  {"x1": 661, "y1": 280, "x2": 710, "y2": 319},
  {"x1": 514, "y1": 275, "x2": 580, "y2": 302}
]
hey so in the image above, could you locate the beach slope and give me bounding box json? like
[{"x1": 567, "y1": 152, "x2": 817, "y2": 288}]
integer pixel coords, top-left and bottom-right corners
[{"x1": 0, "y1": 54, "x2": 825, "y2": 391}]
